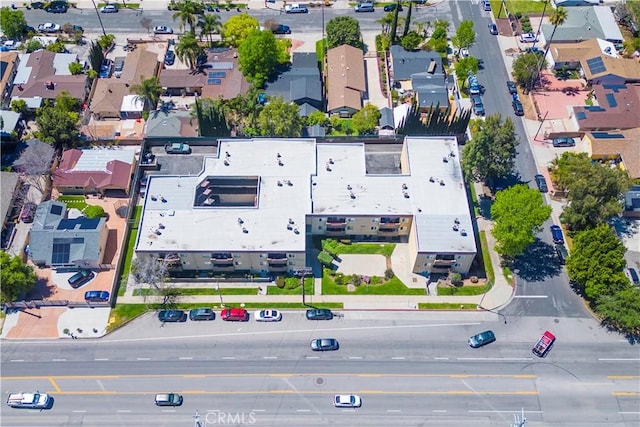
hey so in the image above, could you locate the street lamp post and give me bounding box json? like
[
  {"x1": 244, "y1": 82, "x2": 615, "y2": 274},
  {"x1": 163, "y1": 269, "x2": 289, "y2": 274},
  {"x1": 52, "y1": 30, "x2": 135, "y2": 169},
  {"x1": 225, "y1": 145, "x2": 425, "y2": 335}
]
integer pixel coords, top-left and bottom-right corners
[{"x1": 293, "y1": 267, "x2": 313, "y2": 306}]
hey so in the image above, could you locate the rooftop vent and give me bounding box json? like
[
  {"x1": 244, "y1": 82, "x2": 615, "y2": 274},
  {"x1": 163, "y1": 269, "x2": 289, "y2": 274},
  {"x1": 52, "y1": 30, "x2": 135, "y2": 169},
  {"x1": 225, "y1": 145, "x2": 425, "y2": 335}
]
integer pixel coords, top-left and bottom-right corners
[
  {"x1": 158, "y1": 223, "x2": 165, "y2": 229},
  {"x1": 402, "y1": 183, "x2": 408, "y2": 190},
  {"x1": 460, "y1": 229, "x2": 467, "y2": 236},
  {"x1": 347, "y1": 184, "x2": 352, "y2": 190},
  {"x1": 288, "y1": 218, "x2": 294, "y2": 225},
  {"x1": 287, "y1": 224, "x2": 293, "y2": 230},
  {"x1": 277, "y1": 152, "x2": 281, "y2": 158},
  {"x1": 151, "y1": 195, "x2": 157, "y2": 201},
  {"x1": 242, "y1": 227, "x2": 248, "y2": 234},
  {"x1": 449, "y1": 151, "x2": 456, "y2": 158},
  {"x1": 326, "y1": 164, "x2": 332, "y2": 171},
  {"x1": 225, "y1": 151, "x2": 230, "y2": 157},
  {"x1": 429, "y1": 177, "x2": 435, "y2": 183},
  {"x1": 403, "y1": 191, "x2": 410, "y2": 199},
  {"x1": 453, "y1": 224, "x2": 459, "y2": 231},
  {"x1": 278, "y1": 159, "x2": 284, "y2": 166},
  {"x1": 224, "y1": 159, "x2": 230, "y2": 166},
  {"x1": 328, "y1": 158, "x2": 334, "y2": 164},
  {"x1": 440, "y1": 180, "x2": 445, "y2": 186},
  {"x1": 350, "y1": 191, "x2": 356, "y2": 199},
  {"x1": 160, "y1": 196, "x2": 167, "y2": 203},
  {"x1": 454, "y1": 218, "x2": 460, "y2": 224},
  {"x1": 277, "y1": 180, "x2": 283, "y2": 186},
  {"x1": 293, "y1": 228, "x2": 300, "y2": 234},
  {"x1": 286, "y1": 180, "x2": 293, "y2": 186},
  {"x1": 442, "y1": 156, "x2": 449, "y2": 163},
  {"x1": 237, "y1": 217, "x2": 244, "y2": 225}
]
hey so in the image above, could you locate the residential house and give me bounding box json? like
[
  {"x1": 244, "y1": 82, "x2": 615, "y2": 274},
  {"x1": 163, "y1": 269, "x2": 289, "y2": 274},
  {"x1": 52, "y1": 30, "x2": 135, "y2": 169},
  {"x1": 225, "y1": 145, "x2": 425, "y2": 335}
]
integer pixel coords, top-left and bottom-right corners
[
  {"x1": 52, "y1": 147, "x2": 137, "y2": 196},
  {"x1": 389, "y1": 46, "x2": 448, "y2": 111},
  {"x1": 28, "y1": 200, "x2": 109, "y2": 269},
  {"x1": 540, "y1": 6, "x2": 624, "y2": 44},
  {"x1": 264, "y1": 52, "x2": 323, "y2": 117},
  {"x1": 11, "y1": 50, "x2": 90, "y2": 107},
  {"x1": 379, "y1": 107, "x2": 395, "y2": 132},
  {"x1": 571, "y1": 83, "x2": 640, "y2": 131},
  {"x1": 326, "y1": 44, "x2": 366, "y2": 117},
  {"x1": 0, "y1": 51, "x2": 19, "y2": 109},
  {"x1": 90, "y1": 46, "x2": 159, "y2": 120},
  {"x1": 1, "y1": 171, "x2": 20, "y2": 231},
  {"x1": 136, "y1": 137, "x2": 477, "y2": 277},
  {"x1": 0, "y1": 110, "x2": 21, "y2": 140},
  {"x1": 581, "y1": 55, "x2": 640, "y2": 84},
  {"x1": 144, "y1": 109, "x2": 199, "y2": 138},
  {"x1": 158, "y1": 47, "x2": 250, "y2": 99},
  {"x1": 585, "y1": 128, "x2": 640, "y2": 179},
  {"x1": 624, "y1": 185, "x2": 640, "y2": 218},
  {"x1": 547, "y1": 38, "x2": 618, "y2": 70}
]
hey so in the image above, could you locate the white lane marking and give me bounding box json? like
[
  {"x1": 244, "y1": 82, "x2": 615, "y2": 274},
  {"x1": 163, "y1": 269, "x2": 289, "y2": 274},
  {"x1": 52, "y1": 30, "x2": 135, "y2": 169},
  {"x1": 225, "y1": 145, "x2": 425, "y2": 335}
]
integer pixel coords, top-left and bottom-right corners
[
  {"x1": 619, "y1": 412, "x2": 640, "y2": 414},
  {"x1": 117, "y1": 410, "x2": 131, "y2": 413},
  {"x1": 9, "y1": 359, "x2": 24, "y2": 362},
  {"x1": 52, "y1": 358, "x2": 66, "y2": 361},
  {"x1": 136, "y1": 357, "x2": 150, "y2": 361},
  {"x1": 469, "y1": 410, "x2": 543, "y2": 414},
  {"x1": 252, "y1": 409, "x2": 266, "y2": 412},
  {"x1": 162, "y1": 410, "x2": 176, "y2": 413},
  {"x1": 434, "y1": 357, "x2": 449, "y2": 360},
  {"x1": 391, "y1": 357, "x2": 405, "y2": 360},
  {"x1": 96, "y1": 379, "x2": 106, "y2": 391},
  {"x1": 387, "y1": 409, "x2": 402, "y2": 413},
  {"x1": 221, "y1": 356, "x2": 235, "y2": 360},
  {"x1": 457, "y1": 357, "x2": 533, "y2": 361},
  {"x1": 296, "y1": 409, "x2": 311, "y2": 412},
  {"x1": 432, "y1": 410, "x2": 447, "y2": 413},
  {"x1": 348, "y1": 356, "x2": 363, "y2": 360},
  {"x1": 513, "y1": 295, "x2": 549, "y2": 298},
  {"x1": 94, "y1": 358, "x2": 108, "y2": 361},
  {"x1": 179, "y1": 357, "x2": 193, "y2": 360},
  {"x1": 263, "y1": 356, "x2": 277, "y2": 359},
  {"x1": 599, "y1": 358, "x2": 640, "y2": 361},
  {"x1": 72, "y1": 410, "x2": 87, "y2": 413}
]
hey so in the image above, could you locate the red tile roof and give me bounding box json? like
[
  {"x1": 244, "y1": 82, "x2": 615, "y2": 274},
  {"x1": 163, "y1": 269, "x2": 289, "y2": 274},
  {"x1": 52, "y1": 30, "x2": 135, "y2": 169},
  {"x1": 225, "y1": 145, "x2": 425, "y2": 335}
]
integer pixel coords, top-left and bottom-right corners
[{"x1": 53, "y1": 149, "x2": 132, "y2": 192}]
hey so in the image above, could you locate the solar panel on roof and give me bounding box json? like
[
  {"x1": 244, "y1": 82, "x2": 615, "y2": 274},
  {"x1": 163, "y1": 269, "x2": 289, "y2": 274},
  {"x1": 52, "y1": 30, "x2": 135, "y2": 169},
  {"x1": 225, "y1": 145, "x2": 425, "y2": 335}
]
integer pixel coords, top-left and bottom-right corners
[
  {"x1": 591, "y1": 132, "x2": 625, "y2": 139},
  {"x1": 50, "y1": 204, "x2": 63, "y2": 215},
  {"x1": 207, "y1": 78, "x2": 222, "y2": 85},
  {"x1": 605, "y1": 93, "x2": 617, "y2": 108},
  {"x1": 585, "y1": 106, "x2": 605, "y2": 112},
  {"x1": 602, "y1": 84, "x2": 626, "y2": 92},
  {"x1": 586, "y1": 57, "x2": 606, "y2": 75},
  {"x1": 208, "y1": 71, "x2": 226, "y2": 78},
  {"x1": 576, "y1": 112, "x2": 587, "y2": 120},
  {"x1": 210, "y1": 62, "x2": 234, "y2": 70}
]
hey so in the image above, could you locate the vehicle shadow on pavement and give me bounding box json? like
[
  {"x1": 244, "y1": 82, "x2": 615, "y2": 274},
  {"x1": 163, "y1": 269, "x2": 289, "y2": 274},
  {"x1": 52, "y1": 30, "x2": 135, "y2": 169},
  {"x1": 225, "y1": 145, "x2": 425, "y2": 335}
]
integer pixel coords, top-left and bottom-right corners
[{"x1": 512, "y1": 239, "x2": 562, "y2": 281}]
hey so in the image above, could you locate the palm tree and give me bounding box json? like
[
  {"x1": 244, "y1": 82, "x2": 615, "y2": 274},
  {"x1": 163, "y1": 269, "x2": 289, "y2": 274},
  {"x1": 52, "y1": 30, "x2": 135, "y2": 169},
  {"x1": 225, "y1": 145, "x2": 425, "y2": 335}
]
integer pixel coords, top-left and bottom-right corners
[
  {"x1": 377, "y1": 13, "x2": 395, "y2": 35},
  {"x1": 175, "y1": 32, "x2": 204, "y2": 70},
  {"x1": 172, "y1": 0, "x2": 203, "y2": 33},
  {"x1": 198, "y1": 13, "x2": 221, "y2": 45},
  {"x1": 536, "y1": 7, "x2": 567, "y2": 87},
  {"x1": 130, "y1": 76, "x2": 163, "y2": 110}
]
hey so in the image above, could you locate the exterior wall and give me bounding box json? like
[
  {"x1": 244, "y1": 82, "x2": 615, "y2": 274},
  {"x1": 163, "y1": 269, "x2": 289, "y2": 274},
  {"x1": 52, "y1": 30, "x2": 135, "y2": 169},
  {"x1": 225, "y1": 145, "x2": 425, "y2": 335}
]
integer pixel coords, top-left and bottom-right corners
[
  {"x1": 1, "y1": 56, "x2": 19, "y2": 109},
  {"x1": 413, "y1": 252, "x2": 475, "y2": 275},
  {"x1": 307, "y1": 215, "x2": 412, "y2": 238}
]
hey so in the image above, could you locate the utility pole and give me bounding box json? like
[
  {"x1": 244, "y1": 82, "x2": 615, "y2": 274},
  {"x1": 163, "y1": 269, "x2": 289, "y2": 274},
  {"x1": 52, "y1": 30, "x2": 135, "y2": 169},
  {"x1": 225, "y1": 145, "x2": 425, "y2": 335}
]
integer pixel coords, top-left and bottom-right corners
[
  {"x1": 293, "y1": 267, "x2": 313, "y2": 306},
  {"x1": 90, "y1": 0, "x2": 107, "y2": 36},
  {"x1": 216, "y1": 281, "x2": 224, "y2": 307}
]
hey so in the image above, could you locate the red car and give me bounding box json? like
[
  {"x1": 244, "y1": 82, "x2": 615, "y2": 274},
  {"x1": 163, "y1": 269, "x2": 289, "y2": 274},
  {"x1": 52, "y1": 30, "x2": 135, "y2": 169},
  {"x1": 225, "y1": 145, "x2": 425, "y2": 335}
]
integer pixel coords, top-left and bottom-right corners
[
  {"x1": 532, "y1": 331, "x2": 556, "y2": 357},
  {"x1": 221, "y1": 308, "x2": 249, "y2": 321}
]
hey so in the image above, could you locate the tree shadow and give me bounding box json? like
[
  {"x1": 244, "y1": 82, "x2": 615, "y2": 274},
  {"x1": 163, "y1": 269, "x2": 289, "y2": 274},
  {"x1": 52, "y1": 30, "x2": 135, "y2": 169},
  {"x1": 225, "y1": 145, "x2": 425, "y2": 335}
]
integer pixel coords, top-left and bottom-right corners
[
  {"x1": 25, "y1": 277, "x2": 55, "y2": 301},
  {"x1": 512, "y1": 239, "x2": 562, "y2": 281}
]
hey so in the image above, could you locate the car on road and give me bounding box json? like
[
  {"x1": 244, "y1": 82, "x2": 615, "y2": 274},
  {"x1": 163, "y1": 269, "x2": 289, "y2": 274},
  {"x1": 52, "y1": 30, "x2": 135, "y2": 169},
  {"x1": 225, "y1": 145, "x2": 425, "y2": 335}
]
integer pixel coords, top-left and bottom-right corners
[
  {"x1": 189, "y1": 308, "x2": 215, "y2": 321},
  {"x1": 471, "y1": 95, "x2": 485, "y2": 116},
  {"x1": 153, "y1": 26, "x2": 173, "y2": 34},
  {"x1": 519, "y1": 32, "x2": 538, "y2": 43},
  {"x1": 84, "y1": 290, "x2": 110, "y2": 302},
  {"x1": 555, "y1": 243, "x2": 568, "y2": 264},
  {"x1": 284, "y1": 3, "x2": 308, "y2": 13},
  {"x1": 468, "y1": 330, "x2": 496, "y2": 348},
  {"x1": 68, "y1": 270, "x2": 95, "y2": 288},
  {"x1": 550, "y1": 225, "x2": 564, "y2": 244},
  {"x1": 534, "y1": 174, "x2": 548, "y2": 193},
  {"x1": 333, "y1": 394, "x2": 362, "y2": 408},
  {"x1": 532, "y1": 330, "x2": 556, "y2": 357},
  {"x1": 383, "y1": 3, "x2": 402, "y2": 11},
  {"x1": 221, "y1": 307, "x2": 249, "y2": 321},
  {"x1": 512, "y1": 99, "x2": 524, "y2": 116},
  {"x1": 306, "y1": 308, "x2": 333, "y2": 320},
  {"x1": 164, "y1": 142, "x2": 191, "y2": 154},
  {"x1": 551, "y1": 137, "x2": 575, "y2": 147},
  {"x1": 310, "y1": 338, "x2": 339, "y2": 351},
  {"x1": 31, "y1": 1, "x2": 44, "y2": 9},
  {"x1": 254, "y1": 309, "x2": 282, "y2": 322},
  {"x1": 271, "y1": 24, "x2": 291, "y2": 35},
  {"x1": 481, "y1": 0, "x2": 491, "y2": 11},
  {"x1": 6, "y1": 391, "x2": 51, "y2": 409},
  {"x1": 99, "y1": 59, "x2": 112, "y2": 78},
  {"x1": 164, "y1": 50, "x2": 175, "y2": 66},
  {"x1": 154, "y1": 393, "x2": 183, "y2": 406},
  {"x1": 45, "y1": 3, "x2": 67, "y2": 13},
  {"x1": 158, "y1": 310, "x2": 187, "y2": 322},
  {"x1": 468, "y1": 74, "x2": 481, "y2": 95},
  {"x1": 627, "y1": 267, "x2": 640, "y2": 285},
  {"x1": 37, "y1": 23, "x2": 61, "y2": 33},
  {"x1": 488, "y1": 23, "x2": 498, "y2": 35},
  {"x1": 100, "y1": 4, "x2": 118, "y2": 12},
  {"x1": 506, "y1": 80, "x2": 517, "y2": 95},
  {"x1": 354, "y1": 2, "x2": 375, "y2": 12}
]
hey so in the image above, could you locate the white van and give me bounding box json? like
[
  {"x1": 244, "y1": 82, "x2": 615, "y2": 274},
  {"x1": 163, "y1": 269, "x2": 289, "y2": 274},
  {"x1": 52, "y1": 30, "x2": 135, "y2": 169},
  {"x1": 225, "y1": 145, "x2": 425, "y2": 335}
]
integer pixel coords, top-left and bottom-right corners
[
  {"x1": 285, "y1": 3, "x2": 308, "y2": 13},
  {"x1": 113, "y1": 57, "x2": 125, "y2": 78}
]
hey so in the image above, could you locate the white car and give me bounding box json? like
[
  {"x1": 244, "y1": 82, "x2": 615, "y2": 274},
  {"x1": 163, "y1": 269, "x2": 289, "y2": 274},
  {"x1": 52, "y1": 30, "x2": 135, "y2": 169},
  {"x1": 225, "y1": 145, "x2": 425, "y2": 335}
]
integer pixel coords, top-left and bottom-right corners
[
  {"x1": 333, "y1": 394, "x2": 362, "y2": 408},
  {"x1": 37, "y1": 22, "x2": 61, "y2": 33},
  {"x1": 254, "y1": 309, "x2": 282, "y2": 322},
  {"x1": 519, "y1": 32, "x2": 538, "y2": 43},
  {"x1": 100, "y1": 5, "x2": 118, "y2": 13},
  {"x1": 153, "y1": 26, "x2": 174, "y2": 35}
]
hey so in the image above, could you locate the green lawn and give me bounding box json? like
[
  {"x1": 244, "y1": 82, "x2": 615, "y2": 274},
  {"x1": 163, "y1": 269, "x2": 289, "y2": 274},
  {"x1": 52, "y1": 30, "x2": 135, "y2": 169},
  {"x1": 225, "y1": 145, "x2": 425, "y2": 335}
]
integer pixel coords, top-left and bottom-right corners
[
  {"x1": 268, "y1": 277, "x2": 314, "y2": 295},
  {"x1": 491, "y1": 0, "x2": 548, "y2": 17},
  {"x1": 57, "y1": 195, "x2": 88, "y2": 211},
  {"x1": 116, "y1": 206, "x2": 143, "y2": 296},
  {"x1": 437, "y1": 282, "x2": 491, "y2": 296},
  {"x1": 479, "y1": 231, "x2": 495, "y2": 284},
  {"x1": 324, "y1": 239, "x2": 396, "y2": 258},
  {"x1": 418, "y1": 303, "x2": 478, "y2": 310},
  {"x1": 322, "y1": 269, "x2": 425, "y2": 295},
  {"x1": 467, "y1": 178, "x2": 480, "y2": 217}
]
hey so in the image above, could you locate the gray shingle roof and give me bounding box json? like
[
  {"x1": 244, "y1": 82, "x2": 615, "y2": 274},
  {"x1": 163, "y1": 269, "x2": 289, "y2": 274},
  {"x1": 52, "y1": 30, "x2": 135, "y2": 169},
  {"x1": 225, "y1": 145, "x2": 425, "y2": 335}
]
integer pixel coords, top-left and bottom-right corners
[
  {"x1": 391, "y1": 46, "x2": 443, "y2": 81},
  {"x1": 265, "y1": 52, "x2": 322, "y2": 113}
]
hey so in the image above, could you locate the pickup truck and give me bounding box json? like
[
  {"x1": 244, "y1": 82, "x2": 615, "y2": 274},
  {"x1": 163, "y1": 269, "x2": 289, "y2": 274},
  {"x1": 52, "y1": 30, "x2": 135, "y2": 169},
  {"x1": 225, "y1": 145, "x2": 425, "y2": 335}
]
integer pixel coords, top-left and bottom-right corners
[
  {"x1": 164, "y1": 142, "x2": 191, "y2": 154},
  {"x1": 6, "y1": 391, "x2": 51, "y2": 409},
  {"x1": 532, "y1": 330, "x2": 556, "y2": 357},
  {"x1": 37, "y1": 22, "x2": 61, "y2": 33}
]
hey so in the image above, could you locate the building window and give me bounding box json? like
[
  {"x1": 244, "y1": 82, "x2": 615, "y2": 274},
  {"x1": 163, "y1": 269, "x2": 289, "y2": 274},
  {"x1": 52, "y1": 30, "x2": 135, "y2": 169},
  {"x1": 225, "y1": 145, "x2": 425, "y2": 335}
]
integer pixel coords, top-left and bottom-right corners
[
  {"x1": 346, "y1": 226, "x2": 352, "y2": 230},
  {"x1": 318, "y1": 226, "x2": 323, "y2": 230},
  {"x1": 235, "y1": 261, "x2": 241, "y2": 265},
  {"x1": 318, "y1": 218, "x2": 323, "y2": 222}
]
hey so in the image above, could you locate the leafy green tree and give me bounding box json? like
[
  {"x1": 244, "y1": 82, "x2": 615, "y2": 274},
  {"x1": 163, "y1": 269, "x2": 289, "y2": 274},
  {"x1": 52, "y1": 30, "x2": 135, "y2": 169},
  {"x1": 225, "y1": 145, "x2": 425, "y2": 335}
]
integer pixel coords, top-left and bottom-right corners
[
  {"x1": 452, "y1": 20, "x2": 476, "y2": 50},
  {"x1": 55, "y1": 91, "x2": 80, "y2": 112},
  {"x1": 24, "y1": 38, "x2": 43, "y2": 53},
  {"x1": 351, "y1": 103, "x2": 381, "y2": 135},
  {"x1": 377, "y1": 12, "x2": 395, "y2": 35},
  {"x1": 306, "y1": 111, "x2": 329, "y2": 127},
  {"x1": 0, "y1": 7, "x2": 27, "y2": 39},
  {"x1": 225, "y1": 88, "x2": 263, "y2": 136},
  {"x1": 198, "y1": 13, "x2": 221, "y2": 44},
  {"x1": 10, "y1": 99, "x2": 27, "y2": 114},
  {"x1": 462, "y1": 114, "x2": 518, "y2": 188},
  {"x1": 84, "y1": 205, "x2": 106, "y2": 218},
  {"x1": 172, "y1": 0, "x2": 204, "y2": 33},
  {"x1": 326, "y1": 16, "x2": 362, "y2": 49},
  {"x1": 130, "y1": 77, "x2": 163, "y2": 110},
  {"x1": 0, "y1": 251, "x2": 37, "y2": 304},
  {"x1": 257, "y1": 97, "x2": 303, "y2": 137},
  {"x1": 175, "y1": 32, "x2": 204, "y2": 69},
  {"x1": 238, "y1": 30, "x2": 283, "y2": 88},
  {"x1": 98, "y1": 34, "x2": 116, "y2": 51},
  {"x1": 390, "y1": 2, "x2": 400, "y2": 43},
  {"x1": 221, "y1": 13, "x2": 259, "y2": 47},
  {"x1": 193, "y1": 98, "x2": 230, "y2": 137},
  {"x1": 403, "y1": 1, "x2": 413, "y2": 37},
  {"x1": 88, "y1": 41, "x2": 105, "y2": 75},
  {"x1": 596, "y1": 286, "x2": 640, "y2": 334},
  {"x1": 401, "y1": 31, "x2": 423, "y2": 51},
  {"x1": 36, "y1": 93, "x2": 80, "y2": 148},
  {"x1": 566, "y1": 225, "x2": 628, "y2": 301},
  {"x1": 427, "y1": 20, "x2": 449, "y2": 53},
  {"x1": 68, "y1": 62, "x2": 84, "y2": 75},
  {"x1": 490, "y1": 184, "x2": 552, "y2": 257},
  {"x1": 513, "y1": 52, "x2": 546, "y2": 93},
  {"x1": 45, "y1": 40, "x2": 66, "y2": 53},
  {"x1": 454, "y1": 57, "x2": 479, "y2": 88}
]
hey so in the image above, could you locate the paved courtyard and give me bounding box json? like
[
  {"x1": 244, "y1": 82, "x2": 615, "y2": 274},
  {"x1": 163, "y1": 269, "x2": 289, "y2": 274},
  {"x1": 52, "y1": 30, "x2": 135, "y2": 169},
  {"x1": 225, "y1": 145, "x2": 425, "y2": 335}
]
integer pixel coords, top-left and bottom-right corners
[{"x1": 334, "y1": 254, "x2": 387, "y2": 277}]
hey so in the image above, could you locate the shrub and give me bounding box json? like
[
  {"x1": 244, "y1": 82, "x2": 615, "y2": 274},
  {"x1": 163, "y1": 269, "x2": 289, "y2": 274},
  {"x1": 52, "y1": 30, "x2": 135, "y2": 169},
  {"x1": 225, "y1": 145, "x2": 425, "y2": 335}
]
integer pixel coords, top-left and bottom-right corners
[
  {"x1": 384, "y1": 268, "x2": 394, "y2": 280},
  {"x1": 276, "y1": 277, "x2": 285, "y2": 288},
  {"x1": 334, "y1": 273, "x2": 345, "y2": 286},
  {"x1": 352, "y1": 274, "x2": 362, "y2": 286},
  {"x1": 448, "y1": 272, "x2": 462, "y2": 286},
  {"x1": 84, "y1": 205, "x2": 105, "y2": 218}
]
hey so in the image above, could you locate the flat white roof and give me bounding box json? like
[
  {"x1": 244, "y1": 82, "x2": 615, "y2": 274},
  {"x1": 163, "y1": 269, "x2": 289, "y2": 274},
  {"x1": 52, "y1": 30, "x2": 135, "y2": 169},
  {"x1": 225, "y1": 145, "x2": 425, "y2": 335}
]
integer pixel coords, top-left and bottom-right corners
[
  {"x1": 120, "y1": 95, "x2": 144, "y2": 112},
  {"x1": 72, "y1": 147, "x2": 137, "y2": 172},
  {"x1": 137, "y1": 137, "x2": 476, "y2": 254}
]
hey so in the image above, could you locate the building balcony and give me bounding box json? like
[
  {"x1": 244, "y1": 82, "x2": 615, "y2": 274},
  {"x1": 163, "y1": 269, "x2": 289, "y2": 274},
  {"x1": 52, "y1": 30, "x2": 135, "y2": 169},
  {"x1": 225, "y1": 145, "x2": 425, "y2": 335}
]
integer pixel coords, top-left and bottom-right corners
[
  {"x1": 266, "y1": 257, "x2": 287, "y2": 264},
  {"x1": 326, "y1": 228, "x2": 346, "y2": 235},
  {"x1": 268, "y1": 264, "x2": 288, "y2": 270},
  {"x1": 380, "y1": 218, "x2": 401, "y2": 224},
  {"x1": 211, "y1": 255, "x2": 234, "y2": 263},
  {"x1": 433, "y1": 259, "x2": 456, "y2": 268},
  {"x1": 378, "y1": 228, "x2": 399, "y2": 234},
  {"x1": 212, "y1": 263, "x2": 235, "y2": 269}
]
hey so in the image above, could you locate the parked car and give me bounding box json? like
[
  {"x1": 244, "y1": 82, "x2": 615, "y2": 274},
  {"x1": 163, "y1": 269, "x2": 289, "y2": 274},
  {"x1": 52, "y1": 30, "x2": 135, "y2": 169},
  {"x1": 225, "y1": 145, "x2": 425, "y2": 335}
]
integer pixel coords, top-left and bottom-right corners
[
  {"x1": 310, "y1": 338, "x2": 339, "y2": 351},
  {"x1": 488, "y1": 23, "x2": 498, "y2": 35},
  {"x1": 627, "y1": 267, "x2": 640, "y2": 285},
  {"x1": 20, "y1": 202, "x2": 36, "y2": 223},
  {"x1": 100, "y1": 4, "x2": 118, "y2": 13},
  {"x1": 383, "y1": 3, "x2": 402, "y2": 11},
  {"x1": 534, "y1": 174, "x2": 548, "y2": 193},
  {"x1": 153, "y1": 26, "x2": 173, "y2": 34},
  {"x1": 550, "y1": 225, "x2": 564, "y2": 244},
  {"x1": 30, "y1": 2, "x2": 44, "y2": 9},
  {"x1": 189, "y1": 308, "x2": 215, "y2": 321},
  {"x1": 519, "y1": 32, "x2": 538, "y2": 43},
  {"x1": 254, "y1": 309, "x2": 282, "y2": 322},
  {"x1": 154, "y1": 393, "x2": 183, "y2": 406},
  {"x1": 468, "y1": 74, "x2": 481, "y2": 95},
  {"x1": 164, "y1": 50, "x2": 175, "y2": 66},
  {"x1": 271, "y1": 24, "x2": 291, "y2": 35},
  {"x1": 84, "y1": 290, "x2": 110, "y2": 302},
  {"x1": 6, "y1": 392, "x2": 51, "y2": 409},
  {"x1": 468, "y1": 330, "x2": 496, "y2": 348},
  {"x1": 333, "y1": 394, "x2": 362, "y2": 408},
  {"x1": 158, "y1": 310, "x2": 187, "y2": 322},
  {"x1": 551, "y1": 137, "x2": 575, "y2": 147},
  {"x1": 164, "y1": 142, "x2": 191, "y2": 154},
  {"x1": 37, "y1": 22, "x2": 61, "y2": 32},
  {"x1": 525, "y1": 46, "x2": 543, "y2": 55},
  {"x1": 46, "y1": 3, "x2": 67, "y2": 13},
  {"x1": 512, "y1": 99, "x2": 524, "y2": 116},
  {"x1": 99, "y1": 59, "x2": 112, "y2": 78},
  {"x1": 532, "y1": 330, "x2": 556, "y2": 357},
  {"x1": 68, "y1": 270, "x2": 95, "y2": 288},
  {"x1": 306, "y1": 308, "x2": 333, "y2": 320},
  {"x1": 555, "y1": 244, "x2": 568, "y2": 264},
  {"x1": 221, "y1": 307, "x2": 249, "y2": 321},
  {"x1": 113, "y1": 56, "x2": 125, "y2": 77},
  {"x1": 354, "y1": 2, "x2": 375, "y2": 12},
  {"x1": 471, "y1": 95, "x2": 485, "y2": 116},
  {"x1": 506, "y1": 80, "x2": 517, "y2": 95},
  {"x1": 481, "y1": 0, "x2": 491, "y2": 11},
  {"x1": 284, "y1": 3, "x2": 308, "y2": 13}
]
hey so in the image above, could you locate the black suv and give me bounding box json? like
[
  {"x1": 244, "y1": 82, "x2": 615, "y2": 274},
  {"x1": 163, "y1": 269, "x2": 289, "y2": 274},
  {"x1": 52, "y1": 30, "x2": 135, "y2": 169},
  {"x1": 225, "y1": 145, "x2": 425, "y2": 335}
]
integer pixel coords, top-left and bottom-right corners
[
  {"x1": 512, "y1": 99, "x2": 524, "y2": 116},
  {"x1": 534, "y1": 174, "x2": 548, "y2": 193},
  {"x1": 306, "y1": 308, "x2": 333, "y2": 320},
  {"x1": 68, "y1": 270, "x2": 95, "y2": 288},
  {"x1": 158, "y1": 310, "x2": 186, "y2": 322}
]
